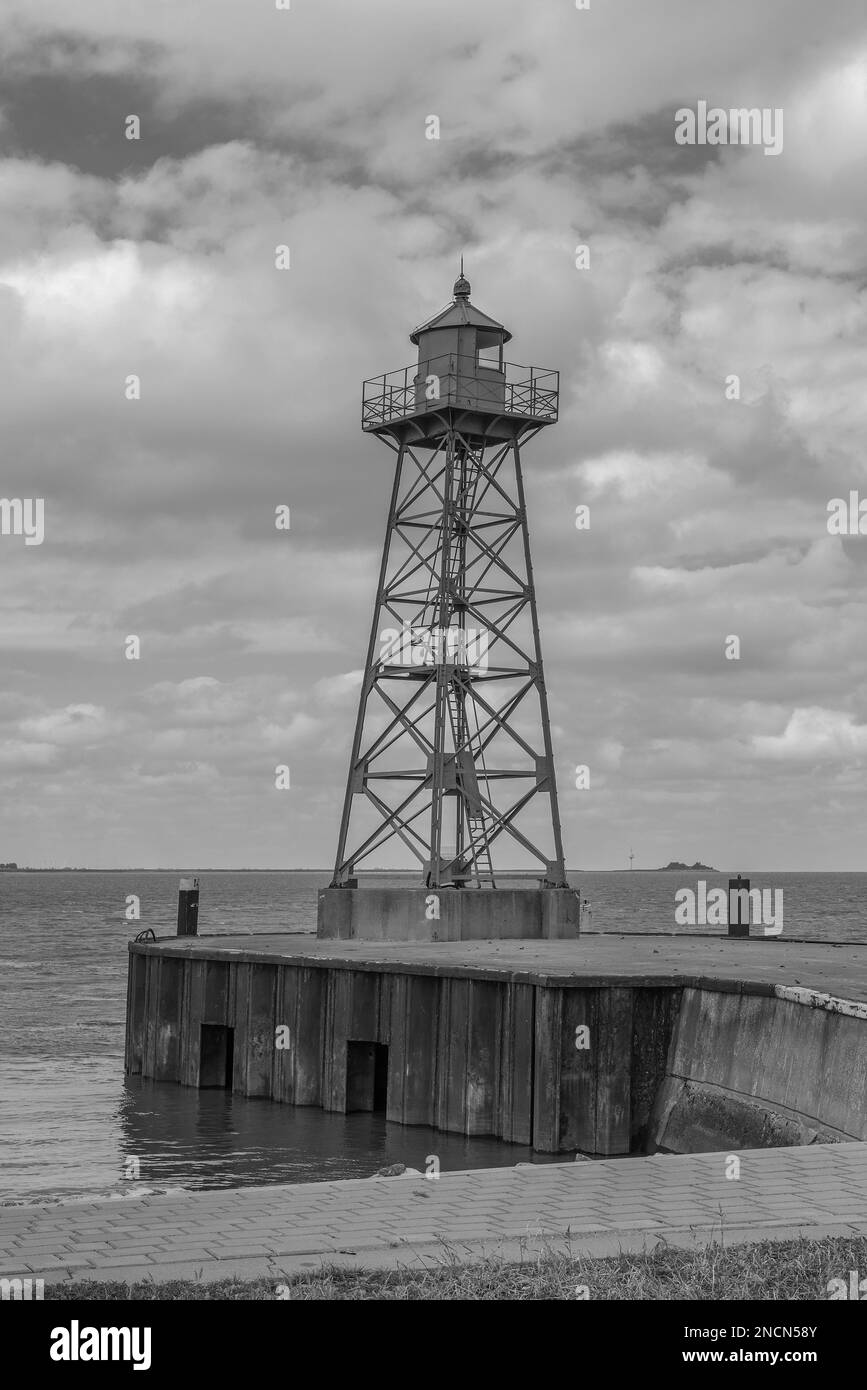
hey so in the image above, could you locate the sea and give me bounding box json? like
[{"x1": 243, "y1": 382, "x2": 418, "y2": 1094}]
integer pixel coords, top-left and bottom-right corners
[{"x1": 1, "y1": 869, "x2": 866, "y2": 1206}]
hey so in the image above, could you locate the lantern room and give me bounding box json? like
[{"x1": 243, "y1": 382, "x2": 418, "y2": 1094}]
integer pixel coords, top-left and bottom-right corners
[
  {"x1": 360, "y1": 271, "x2": 559, "y2": 437},
  {"x1": 410, "y1": 268, "x2": 512, "y2": 414}
]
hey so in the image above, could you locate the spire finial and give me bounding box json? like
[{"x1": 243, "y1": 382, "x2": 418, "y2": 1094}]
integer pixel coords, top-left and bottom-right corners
[{"x1": 453, "y1": 255, "x2": 471, "y2": 300}]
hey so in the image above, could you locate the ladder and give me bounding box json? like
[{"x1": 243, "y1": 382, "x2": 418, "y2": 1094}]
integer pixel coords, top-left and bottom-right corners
[
  {"x1": 432, "y1": 441, "x2": 497, "y2": 888},
  {"x1": 445, "y1": 681, "x2": 496, "y2": 888},
  {"x1": 466, "y1": 805, "x2": 495, "y2": 887}
]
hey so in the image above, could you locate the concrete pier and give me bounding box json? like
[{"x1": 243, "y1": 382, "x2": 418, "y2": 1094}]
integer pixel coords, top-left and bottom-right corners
[{"x1": 125, "y1": 933, "x2": 867, "y2": 1156}]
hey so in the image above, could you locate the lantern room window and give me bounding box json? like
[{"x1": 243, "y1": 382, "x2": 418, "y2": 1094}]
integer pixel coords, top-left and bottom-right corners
[{"x1": 476, "y1": 330, "x2": 503, "y2": 371}]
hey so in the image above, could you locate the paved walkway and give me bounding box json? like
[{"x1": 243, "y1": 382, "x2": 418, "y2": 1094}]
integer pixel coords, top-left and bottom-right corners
[{"x1": 3, "y1": 1143, "x2": 866, "y2": 1286}]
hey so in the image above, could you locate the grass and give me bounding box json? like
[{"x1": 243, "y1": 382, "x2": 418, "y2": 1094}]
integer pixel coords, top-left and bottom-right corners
[{"x1": 45, "y1": 1234, "x2": 867, "y2": 1300}]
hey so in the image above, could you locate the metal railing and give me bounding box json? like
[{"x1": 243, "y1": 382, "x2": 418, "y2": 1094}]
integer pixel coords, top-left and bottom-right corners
[{"x1": 362, "y1": 355, "x2": 559, "y2": 429}]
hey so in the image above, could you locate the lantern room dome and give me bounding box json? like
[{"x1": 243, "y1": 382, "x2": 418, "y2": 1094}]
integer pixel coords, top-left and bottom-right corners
[{"x1": 409, "y1": 274, "x2": 512, "y2": 347}]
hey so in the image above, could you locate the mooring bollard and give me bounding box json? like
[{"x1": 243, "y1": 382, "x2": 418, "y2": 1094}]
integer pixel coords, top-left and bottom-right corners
[
  {"x1": 177, "y1": 877, "x2": 200, "y2": 936},
  {"x1": 728, "y1": 875, "x2": 750, "y2": 938}
]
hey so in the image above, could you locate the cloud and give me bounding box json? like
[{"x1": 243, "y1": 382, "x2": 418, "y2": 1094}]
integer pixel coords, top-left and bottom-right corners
[
  {"x1": 19, "y1": 704, "x2": 113, "y2": 746},
  {"x1": 754, "y1": 708, "x2": 867, "y2": 761},
  {"x1": 0, "y1": 740, "x2": 56, "y2": 770},
  {"x1": 1, "y1": 0, "x2": 866, "y2": 867}
]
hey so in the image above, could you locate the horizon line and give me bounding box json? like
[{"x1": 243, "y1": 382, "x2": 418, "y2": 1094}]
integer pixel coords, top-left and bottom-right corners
[{"x1": 2, "y1": 865, "x2": 864, "y2": 874}]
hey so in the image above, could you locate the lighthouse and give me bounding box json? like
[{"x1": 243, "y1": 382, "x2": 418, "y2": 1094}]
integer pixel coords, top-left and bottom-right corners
[{"x1": 319, "y1": 270, "x2": 577, "y2": 940}]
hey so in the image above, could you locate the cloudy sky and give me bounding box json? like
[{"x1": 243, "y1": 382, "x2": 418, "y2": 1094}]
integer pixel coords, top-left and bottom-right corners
[{"x1": 1, "y1": 0, "x2": 866, "y2": 871}]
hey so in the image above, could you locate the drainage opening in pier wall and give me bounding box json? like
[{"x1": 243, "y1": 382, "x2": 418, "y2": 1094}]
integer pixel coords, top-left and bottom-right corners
[
  {"x1": 199, "y1": 1024, "x2": 234, "y2": 1090},
  {"x1": 346, "y1": 1041, "x2": 389, "y2": 1113}
]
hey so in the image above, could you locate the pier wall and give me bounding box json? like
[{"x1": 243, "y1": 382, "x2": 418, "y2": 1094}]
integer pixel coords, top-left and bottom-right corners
[
  {"x1": 125, "y1": 945, "x2": 867, "y2": 1156},
  {"x1": 127, "y1": 952, "x2": 543, "y2": 1141},
  {"x1": 650, "y1": 986, "x2": 867, "y2": 1150}
]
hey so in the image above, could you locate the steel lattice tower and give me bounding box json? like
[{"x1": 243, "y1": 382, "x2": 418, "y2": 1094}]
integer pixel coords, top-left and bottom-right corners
[{"x1": 331, "y1": 271, "x2": 567, "y2": 891}]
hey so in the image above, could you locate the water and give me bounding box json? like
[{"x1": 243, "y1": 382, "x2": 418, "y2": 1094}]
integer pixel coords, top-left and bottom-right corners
[{"x1": 1, "y1": 869, "x2": 866, "y2": 1205}]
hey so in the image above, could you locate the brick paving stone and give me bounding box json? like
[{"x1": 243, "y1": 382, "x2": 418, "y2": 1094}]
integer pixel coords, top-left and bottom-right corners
[
  {"x1": 10, "y1": 1239, "x2": 75, "y2": 1251},
  {"x1": 80, "y1": 1253, "x2": 158, "y2": 1269},
  {"x1": 102, "y1": 1248, "x2": 195, "y2": 1263},
  {"x1": 51, "y1": 1245, "x2": 116, "y2": 1257},
  {"x1": 202, "y1": 1247, "x2": 283, "y2": 1260},
  {"x1": 102, "y1": 1251, "x2": 168, "y2": 1262},
  {"x1": 75, "y1": 1265, "x2": 157, "y2": 1282},
  {"x1": 268, "y1": 1251, "x2": 339, "y2": 1262},
  {"x1": 23, "y1": 1255, "x2": 82, "y2": 1271}
]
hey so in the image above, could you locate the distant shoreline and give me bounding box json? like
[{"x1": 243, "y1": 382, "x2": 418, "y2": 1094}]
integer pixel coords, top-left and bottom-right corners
[
  {"x1": 1, "y1": 866, "x2": 863, "y2": 874},
  {"x1": 654, "y1": 861, "x2": 718, "y2": 873}
]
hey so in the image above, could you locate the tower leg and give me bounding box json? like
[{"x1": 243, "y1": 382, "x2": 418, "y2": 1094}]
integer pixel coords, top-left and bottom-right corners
[{"x1": 331, "y1": 441, "x2": 407, "y2": 886}]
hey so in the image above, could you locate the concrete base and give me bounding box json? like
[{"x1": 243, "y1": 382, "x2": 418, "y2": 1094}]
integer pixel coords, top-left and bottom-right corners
[{"x1": 316, "y1": 885, "x2": 580, "y2": 941}]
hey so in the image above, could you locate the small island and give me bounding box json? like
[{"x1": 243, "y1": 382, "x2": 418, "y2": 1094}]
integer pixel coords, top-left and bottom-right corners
[{"x1": 656, "y1": 860, "x2": 717, "y2": 872}]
